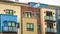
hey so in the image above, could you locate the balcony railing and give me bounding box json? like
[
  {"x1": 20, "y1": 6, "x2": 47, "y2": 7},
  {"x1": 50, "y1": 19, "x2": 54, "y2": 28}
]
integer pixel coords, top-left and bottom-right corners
[
  {"x1": 44, "y1": 16, "x2": 56, "y2": 22},
  {"x1": 2, "y1": 26, "x2": 17, "y2": 32},
  {"x1": 45, "y1": 28, "x2": 57, "y2": 33}
]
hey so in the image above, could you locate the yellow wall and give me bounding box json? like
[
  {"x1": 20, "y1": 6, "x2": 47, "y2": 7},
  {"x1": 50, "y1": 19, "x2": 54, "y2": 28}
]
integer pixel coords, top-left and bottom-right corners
[
  {"x1": 48, "y1": 6, "x2": 56, "y2": 9},
  {"x1": 58, "y1": 8, "x2": 60, "y2": 19},
  {"x1": 40, "y1": 8, "x2": 56, "y2": 34},
  {"x1": 0, "y1": 2, "x2": 21, "y2": 34},
  {"x1": 48, "y1": 6, "x2": 60, "y2": 19},
  {"x1": 22, "y1": 18, "x2": 37, "y2": 34}
]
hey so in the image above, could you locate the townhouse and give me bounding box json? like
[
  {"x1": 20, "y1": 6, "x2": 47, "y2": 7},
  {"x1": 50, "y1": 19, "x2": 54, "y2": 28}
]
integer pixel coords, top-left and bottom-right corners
[
  {"x1": 0, "y1": 0, "x2": 60, "y2": 34},
  {"x1": 21, "y1": 6, "x2": 40, "y2": 34},
  {"x1": 0, "y1": 1, "x2": 22, "y2": 34}
]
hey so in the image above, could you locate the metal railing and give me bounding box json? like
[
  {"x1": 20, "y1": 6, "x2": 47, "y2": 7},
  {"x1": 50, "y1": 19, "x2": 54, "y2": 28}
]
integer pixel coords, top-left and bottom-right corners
[
  {"x1": 45, "y1": 28, "x2": 57, "y2": 33},
  {"x1": 45, "y1": 16, "x2": 56, "y2": 21},
  {"x1": 2, "y1": 26, "x2": 17, "y2": 32}
]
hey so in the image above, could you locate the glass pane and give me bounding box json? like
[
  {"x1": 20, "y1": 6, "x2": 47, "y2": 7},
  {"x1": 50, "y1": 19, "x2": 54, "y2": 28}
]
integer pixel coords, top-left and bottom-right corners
[
  {"x1": 10, "y1": 10, "x2": 13, "y2": 15},
  {"x1": 27, "y1": 13, "x2": 29, "y2": 17},
  {"x1": 25, "y1": 12, "x2": 32, "y2": 18},
  {"x1": 27, "y1": 23, "x2": 33, "y2": 28},
  {"x1": 6, "y1": 10, "x2": 13, "y2": 15},
  {"x1": 29, "y1": 24, "x2": 31, "y2": 28},
  {"x1": 27, "y1": 24, "x2": 29, "y2": 28},
  {"x1": 25, "y1": 12, "x2": 28, "y2": 17},
  {"x1": 6, "y1": 10, "x2": 10, "y2": 15},
  {"x1": 29, "y1": 13, "x2": 32, "y2": 18},
  {"x1": 46, "y1": 11, "x2": 52, "y2": 16},
  {"x1": 37, "y1": 25, "x2": 40, "y2": 30},
  {"x1": 12, "y1": 23, "x2": 15, "y2": 27},
  {"x1": 27, "y1": 23, "x2": 34, "y2": 31},
  {"x1": 3, "y1": 21, "x2": 7, "y2": 26},
  {"x1": 36, "y1": 14, "x2": 40, "y2": 18},
  {"x1": 30, "y1": 24, "x2": 33, "y2": 28},
  {"x1": 8, "y1": 22, "x2": 11, "y2": 26},
  {"x1": 16, "y1": 23, "x2": 19, "y2": 28}
]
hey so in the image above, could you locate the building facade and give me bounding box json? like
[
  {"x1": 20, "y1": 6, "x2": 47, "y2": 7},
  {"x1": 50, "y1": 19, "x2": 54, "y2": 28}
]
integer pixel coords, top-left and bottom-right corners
[
  {"x1": 28, "y1": 2, "x2": 57, "y2": 34},
  {"x1": 0, "y1": 1, "x2": 59, "y2": 34},
  {"x1": 21, "y1": 6, "x2": 41, "y2": 34}
]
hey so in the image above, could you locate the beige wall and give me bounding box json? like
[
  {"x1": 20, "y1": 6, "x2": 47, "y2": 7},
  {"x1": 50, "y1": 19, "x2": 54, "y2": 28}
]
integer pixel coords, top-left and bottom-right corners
[
  {"x1": 22, "y1": 18, "x2": 37, "y2": 34},
  {"x1": 40, "y1": 8, "x2": 56, "y2": 34},
  {"x1": 58, "y1": 8, "x2": 60, "y2": 19},
  {"x1": 0, "y1": 3, "x2": 21, "y2": 34}
]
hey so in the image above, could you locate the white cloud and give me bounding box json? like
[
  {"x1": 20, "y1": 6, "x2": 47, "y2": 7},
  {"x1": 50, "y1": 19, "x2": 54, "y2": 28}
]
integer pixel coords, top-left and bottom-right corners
[{"x1": 19, "y1": 0, "x2": 60, "y2": 6}]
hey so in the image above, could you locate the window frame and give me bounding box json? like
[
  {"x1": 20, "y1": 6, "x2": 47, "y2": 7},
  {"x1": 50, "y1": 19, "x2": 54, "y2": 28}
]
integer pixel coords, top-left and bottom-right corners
[
  {"x1": 27, "y1": 23, "x2": 34, "y2": 31},
  {"x1": 8, "y1": 21, "x2": 16, "y2": 27},
  {"x1": 37, "y1": 24, "x2": 40, "y2": 30},
  {"x1": 46, "y1": 11, "x2": 52, "y2": 16},
  {"x1": 3, "y1": 21, "x2": 7, "y2": 26},
  {"x1": 36, "y1": 13, "x2": 40, "y2": 19},
  {"x1": 47, "y1": 23, "x2": 53, "y2": 28},
  {"x1": 6, "y1": 9, "x2": 14, "y2": 15},
  {"x1": 25, "y1": 12, "x2": 32, "y2": 18}
]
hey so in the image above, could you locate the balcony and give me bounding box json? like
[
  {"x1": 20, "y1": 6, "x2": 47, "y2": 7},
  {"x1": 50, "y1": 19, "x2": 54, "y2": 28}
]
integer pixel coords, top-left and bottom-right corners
[
  {"x1": 45, "y1": 28, "x2": 57, "y2": 33},
  {"x1": 44, "y1": 16, "x2": 56, "y2": 22},
  {"x1": 2, "y1": 26, "x2": 17, "y2": 32}
]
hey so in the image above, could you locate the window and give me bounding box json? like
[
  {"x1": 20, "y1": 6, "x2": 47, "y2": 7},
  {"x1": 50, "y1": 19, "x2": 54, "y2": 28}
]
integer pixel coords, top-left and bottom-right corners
[
  {"x1": 46, "y1": 11, "x2": 52, "y2": 16},
  {"x1": 16, "y1": 23, "x2": 19, "y2": 28},
  {"x1": 25, "y1": 12, "x2": 32, "y2": 18},
  {"x1": 47, "y1": 23, "x2": 53, "y2": 28},
  {"x1": 36, "y1": 13, "x2": 40, "y2": 19},
  {"x1": 3, "y1": 21, "x2": 7, "y2": 26},
  {"x1": 8, "y1": 22, "x2": 11, "y2": 26},
  {"x1": 12, "y1": 23, "x2": 15, "y2": 27},
  {"x1": 6, "y1": 9, "x2": 13, "y2": 15},
  {"x1": 8, "y1": 22, "x2": 15, "y2": 27},
  {"x1": 37, "y1": 25, "x2": 40, "y2": 30},
  {"x1": 27, "y1": 23, "x2": 34, "y2": 31}
]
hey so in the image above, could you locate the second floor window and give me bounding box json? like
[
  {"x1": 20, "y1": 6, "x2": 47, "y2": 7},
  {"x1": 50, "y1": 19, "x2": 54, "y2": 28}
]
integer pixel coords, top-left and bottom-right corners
[
  {"x1": 25, "y1": 12, "x2": 32, "y2": 18},
  {"x1": 6, "y1": 9, "x2": 13, "y2": 15}
]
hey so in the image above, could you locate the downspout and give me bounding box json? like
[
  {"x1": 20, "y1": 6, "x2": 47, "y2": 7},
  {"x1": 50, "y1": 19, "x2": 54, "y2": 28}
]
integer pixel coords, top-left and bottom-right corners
[
  {"x1": 55, "y1": 8, "x2": 58, "y2": 34},
  {"x1": 21, "y1": 6, "x2": 23, "y2": 34}
]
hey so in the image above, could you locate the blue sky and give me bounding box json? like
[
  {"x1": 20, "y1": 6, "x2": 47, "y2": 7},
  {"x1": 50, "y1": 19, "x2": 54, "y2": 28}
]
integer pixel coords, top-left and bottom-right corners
[{"x1": 9, "y1": 0, "x2": 60, "y2": 6}]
